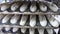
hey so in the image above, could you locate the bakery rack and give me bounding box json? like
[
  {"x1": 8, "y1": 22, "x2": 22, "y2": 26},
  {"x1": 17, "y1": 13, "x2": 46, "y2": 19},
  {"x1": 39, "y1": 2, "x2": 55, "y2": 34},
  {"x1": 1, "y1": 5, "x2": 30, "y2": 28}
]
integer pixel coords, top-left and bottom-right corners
[{"x1": 0, "y1": 0, "x2": 60, "y2": 34}]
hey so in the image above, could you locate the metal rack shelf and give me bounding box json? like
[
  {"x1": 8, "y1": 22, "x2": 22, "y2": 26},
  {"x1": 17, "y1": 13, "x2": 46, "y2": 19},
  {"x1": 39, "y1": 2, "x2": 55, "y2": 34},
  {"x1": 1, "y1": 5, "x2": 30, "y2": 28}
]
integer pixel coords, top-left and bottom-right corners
[
  {"x1": 0, "y1": 0, "x2": 53, "y2": 5},
  {"x1": 0, "y1": 12, "x2": 60, "y2": 15},
  {"x1": 0, "y1": 32, "x2": 20, "y2": 34},
  {"x1": 0, "y1": 25, "x2": 58, "y2": 29},
  {"x1": 0, "y1": 32, "x2": 28, "y2": 34}
]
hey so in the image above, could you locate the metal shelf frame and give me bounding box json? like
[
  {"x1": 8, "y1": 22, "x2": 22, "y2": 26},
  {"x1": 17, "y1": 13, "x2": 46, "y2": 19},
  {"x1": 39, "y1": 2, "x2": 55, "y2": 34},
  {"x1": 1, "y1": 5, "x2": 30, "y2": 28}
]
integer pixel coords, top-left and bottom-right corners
[
  {"x1": 0, "y1": 0, "x2": 53, "y2": 4},
  {"x1": 0, "y1": 12, "x2": 60, "y2": 15},
  {"x1": 0, "y1": 25, "x2": 58, "y2": 29}
]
